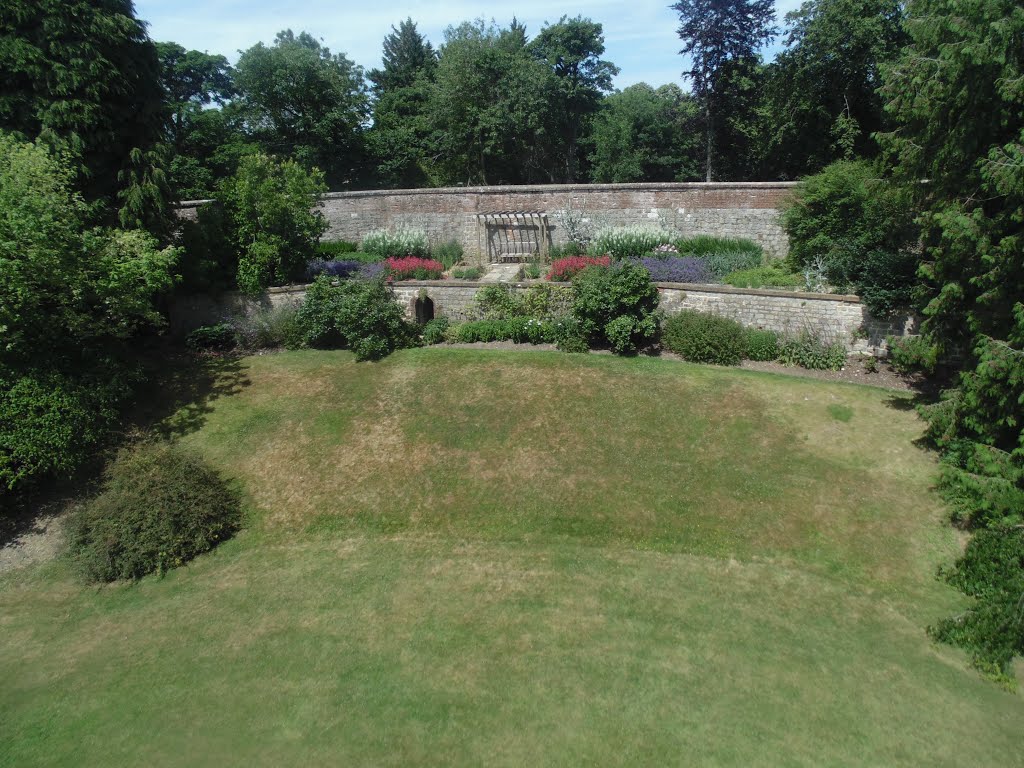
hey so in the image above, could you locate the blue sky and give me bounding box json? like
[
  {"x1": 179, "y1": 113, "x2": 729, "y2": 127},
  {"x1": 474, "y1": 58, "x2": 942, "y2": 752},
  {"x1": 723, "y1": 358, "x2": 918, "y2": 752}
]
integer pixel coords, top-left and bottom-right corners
[{"x1": 134, "y1": 0, "x2": 803, "y2": 90}]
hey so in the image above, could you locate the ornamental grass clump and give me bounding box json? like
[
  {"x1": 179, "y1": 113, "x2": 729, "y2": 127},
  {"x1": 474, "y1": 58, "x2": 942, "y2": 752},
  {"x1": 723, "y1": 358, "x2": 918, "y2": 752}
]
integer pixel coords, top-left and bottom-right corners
[
  {"x1": 385, "y1": 256, "x2": 445, "y2": 280},
  {"x1": 591, "y1": 226, "x2": 674, "y2": 259},
  {"x1": 361, "y1": 228, "x2": 430, "y2": 258},
  {"x1": 65, "y1": 442, "x2": 242, "y2": 582},
  {"x1": 547, "y1": 255, "x2": 610, "y2": 281}
]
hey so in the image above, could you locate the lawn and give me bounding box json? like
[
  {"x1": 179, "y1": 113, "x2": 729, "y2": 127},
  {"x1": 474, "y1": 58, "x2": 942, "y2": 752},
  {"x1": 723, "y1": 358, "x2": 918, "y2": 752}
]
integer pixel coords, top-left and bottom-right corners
[{"x1": 2, "y1": 349, "x2": 1022, "y2": 766}]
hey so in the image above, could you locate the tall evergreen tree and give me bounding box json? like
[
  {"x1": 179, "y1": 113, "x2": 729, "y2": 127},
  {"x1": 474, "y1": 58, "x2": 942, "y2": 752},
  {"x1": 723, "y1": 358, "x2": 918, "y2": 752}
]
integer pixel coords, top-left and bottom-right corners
[
  {"x1": 368, "y1": 18, "x2": 436, "y2": 95},
  {"x1": 0, "y1": 0, "x2": 168, "y2": 216},
  {"x1": 672, "y1": 0, "x2": 777, "y2": 180},
  {"x1": 367, "y1": 19, "x2": 436, "y2": 188}
]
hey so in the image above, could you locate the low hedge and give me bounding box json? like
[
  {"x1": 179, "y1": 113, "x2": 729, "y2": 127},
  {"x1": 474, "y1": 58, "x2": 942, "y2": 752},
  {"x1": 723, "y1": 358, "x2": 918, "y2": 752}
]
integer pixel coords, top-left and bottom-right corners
[{"x1": 662, "y1": 311, "x2": 746, "y2": 366}]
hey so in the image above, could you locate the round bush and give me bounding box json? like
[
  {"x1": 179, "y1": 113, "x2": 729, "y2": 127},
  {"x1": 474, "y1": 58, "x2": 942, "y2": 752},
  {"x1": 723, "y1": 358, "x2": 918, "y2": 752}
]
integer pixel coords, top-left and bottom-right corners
[
  {"x1": 65, "y1": 442, "x2": 242, "y2": 582},
  {"x1": 662, "y1": 310, "x2": 745, "y2": 366}
]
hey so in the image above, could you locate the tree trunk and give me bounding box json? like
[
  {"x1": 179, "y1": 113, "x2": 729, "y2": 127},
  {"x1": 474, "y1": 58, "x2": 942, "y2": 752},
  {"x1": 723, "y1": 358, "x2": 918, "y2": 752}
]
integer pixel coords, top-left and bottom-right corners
[
  {"x1": 567, "y1": 121, "x2": 578, "y2": 184},
  {"x1": 705, "y1": 101, "x2": 713, "y2": 183}
]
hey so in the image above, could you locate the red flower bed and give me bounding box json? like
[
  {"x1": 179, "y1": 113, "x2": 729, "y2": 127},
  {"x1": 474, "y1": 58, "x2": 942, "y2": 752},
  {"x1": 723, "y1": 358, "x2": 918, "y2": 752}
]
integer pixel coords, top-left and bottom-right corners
[
  {"x1": 546, "y1": 255, "x2": 611, "y2": 281},
  {"x1": 385, "y1": 256, "x2": 445, "y2": 280}
]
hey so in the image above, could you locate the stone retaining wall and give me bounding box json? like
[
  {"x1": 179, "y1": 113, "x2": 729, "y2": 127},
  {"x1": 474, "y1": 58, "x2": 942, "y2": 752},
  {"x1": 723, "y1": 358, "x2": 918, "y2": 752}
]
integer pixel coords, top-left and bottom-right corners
[
  {"x1": 177, "y1": 181, "x2": 796, "y2": 265},
  {"x1": 168, "y1": 280, "x2": 915, "y2": 356}
]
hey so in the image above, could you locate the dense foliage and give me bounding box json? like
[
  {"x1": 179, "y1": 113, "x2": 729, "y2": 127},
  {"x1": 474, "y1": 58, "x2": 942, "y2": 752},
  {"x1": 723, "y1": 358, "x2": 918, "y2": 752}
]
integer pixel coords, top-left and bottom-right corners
[
  {"x1": 662, "y1": 311, "x2": 746, "y2": 365},
  {"x1": 874, "y1": 0, "x2": 1024, "y2": 675},
  {"x1": 783, "y1": 159, "x2": 919, "y2": 315},
  {"x1": 571, "y1": 262, "x2": 660, "y2": 354},
  {"x1": 0, "y1": 135, "x2": 177, "y2": 498},
  {"x1": 0, "y1": 0, "x2": 169, "y2": 217},
  {"x1": 65, "y1": 442, "x2": 242, "y2": 582},
  {"x1": 219, "y1": 153, "x2": 328, "y2": 294},
  {"x1": 295, "y1": 276, "x2": 417, "y2": 360}
]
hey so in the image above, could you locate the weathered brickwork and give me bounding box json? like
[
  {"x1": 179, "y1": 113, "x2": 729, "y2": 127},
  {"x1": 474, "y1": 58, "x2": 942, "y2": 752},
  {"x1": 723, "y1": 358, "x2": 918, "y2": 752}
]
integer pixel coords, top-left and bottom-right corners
[
  {"x1": 177, "y1": 182, "x2": 796, "y2": 265},
  {"x1": 169, "y1": 278, "x2": 915, "y2": 356}
]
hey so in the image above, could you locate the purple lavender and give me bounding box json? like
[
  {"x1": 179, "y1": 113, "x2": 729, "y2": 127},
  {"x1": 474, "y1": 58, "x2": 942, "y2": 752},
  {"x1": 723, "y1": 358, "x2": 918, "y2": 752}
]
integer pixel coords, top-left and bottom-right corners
[
  {"x1": 356, "y1": 262, "x2": 387, "y2": 281},
  {"x1": 636, "y1": 256, "x2": 711, "y2": 283},
  {"x1": 305, "y1": 259, "x2": 364, "y2": 281}
]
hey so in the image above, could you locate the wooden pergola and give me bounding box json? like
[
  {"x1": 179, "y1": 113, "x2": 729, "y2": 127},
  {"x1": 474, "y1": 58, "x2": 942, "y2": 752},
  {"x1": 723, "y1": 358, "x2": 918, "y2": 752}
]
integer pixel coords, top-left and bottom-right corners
[{"x1": 476, "y1": 211, "x2": 551, "y2": 263}]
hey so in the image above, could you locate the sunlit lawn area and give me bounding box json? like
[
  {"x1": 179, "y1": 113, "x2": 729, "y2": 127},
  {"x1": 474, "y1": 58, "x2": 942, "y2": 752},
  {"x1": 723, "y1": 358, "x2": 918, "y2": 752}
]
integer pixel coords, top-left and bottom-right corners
[{"x1": 2, "y1": 349, "x2": 1021, "y2": 766}]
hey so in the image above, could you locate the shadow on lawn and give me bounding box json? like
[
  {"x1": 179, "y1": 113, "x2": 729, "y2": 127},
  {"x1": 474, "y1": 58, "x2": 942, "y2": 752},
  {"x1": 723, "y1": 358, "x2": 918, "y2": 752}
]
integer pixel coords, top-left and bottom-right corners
[{"x1": 132, "y1": 350, "x2": 252, "y2": 439}]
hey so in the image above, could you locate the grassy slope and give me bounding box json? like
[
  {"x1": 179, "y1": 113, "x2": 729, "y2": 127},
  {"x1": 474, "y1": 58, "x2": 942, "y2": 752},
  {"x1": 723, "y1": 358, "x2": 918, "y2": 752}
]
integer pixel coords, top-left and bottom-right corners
[{"x1": 2, "y1": 349, "x2": 1022, "y2": 767}]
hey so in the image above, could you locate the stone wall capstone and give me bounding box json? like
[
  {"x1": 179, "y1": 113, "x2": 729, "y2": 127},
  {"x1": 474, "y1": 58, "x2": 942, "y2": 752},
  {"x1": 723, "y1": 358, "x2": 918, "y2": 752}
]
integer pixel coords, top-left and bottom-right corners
[{"x1": 176, "y1": 181, "x2": 796, "y2": 266}]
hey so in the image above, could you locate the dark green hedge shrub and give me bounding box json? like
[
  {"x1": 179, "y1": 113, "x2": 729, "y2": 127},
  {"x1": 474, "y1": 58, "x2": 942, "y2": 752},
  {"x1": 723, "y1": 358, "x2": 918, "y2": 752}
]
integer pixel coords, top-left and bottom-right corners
[
  {"x1": 186, "y1": 323, "x2": 235, "y2": 351},
  {"x1": 295, "y1": 275, "x2": 417, "y2": 360},
  {"x1": 316, "y1": 240, "x2": 358, "y2": 257},
  {"x1": 422, "y1": 318, "x2": 450, "y2": 345},
  {"x1": 724, "y1": 265, "x2": 802, "y2": 289},
  {"x1": 662, "y1": 311, "x2": 745, "y2": 365},
  {"x1": 930, "y1": 526, "x2": 1024, "y2": 680},
  {"x1": 744, "y1": 328, "x2": 780, "y2": 361},
  {"x1": 0, "y1": 369, "x2": 126, "y2": 496},
  {"x1": 65, "y1": 442, "x2": 242, "y2": 582}
]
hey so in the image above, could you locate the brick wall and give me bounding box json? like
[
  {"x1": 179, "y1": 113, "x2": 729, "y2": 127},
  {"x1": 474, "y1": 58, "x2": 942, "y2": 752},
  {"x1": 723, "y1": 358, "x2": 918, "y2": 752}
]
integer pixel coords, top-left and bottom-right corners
[
  {"x1": 168, "y1": 278, "x2": 915, "y2": 356},
  {"x1": 177, "y1": 181, "x2": 796, "y2": 265}
]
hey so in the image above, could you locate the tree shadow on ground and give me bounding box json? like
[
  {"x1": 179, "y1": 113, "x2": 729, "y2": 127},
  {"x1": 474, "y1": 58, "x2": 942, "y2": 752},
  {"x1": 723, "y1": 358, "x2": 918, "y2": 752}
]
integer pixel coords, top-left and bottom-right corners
[{"x1": 129, "y1": 349, "x2": 252, "y2": 439}]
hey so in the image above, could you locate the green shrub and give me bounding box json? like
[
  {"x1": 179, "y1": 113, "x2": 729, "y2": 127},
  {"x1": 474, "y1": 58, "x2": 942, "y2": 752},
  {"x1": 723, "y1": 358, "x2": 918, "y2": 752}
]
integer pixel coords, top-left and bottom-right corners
[
  {"x1": 701, "y1": 249, "x2": 764, "y2": 279},
  {"x1": 220, "y1": 153, "x2": 328, "y2": 295},
  {"x1": 522, "y1": 261, "x2": 542, "y2": 279},
  {"x1": 887, "y1": 335, "x2": 938, "y2": 374},
  {"x1": 572, "y1": 261, "x2": 660, "y2": 354},
  {"x1": 590, "y1": 226, "x2": 674, "y2": 259},
  {"x1": 549, "y1": 242, "x2": 586, "y2": 259},
  {"x1": 431, "y1": 239, "x2": 464, "y2": 269},
  {"x1": 451, "y1": 267, "x2": 482, "y2": 280},
  {"x1": 421, "y1": 318, "x2": 450, "y2": 345},
  {"x1": 295, "y1": 275, "x2": 417, "y2": 361},
  {"x1": 186, "y1": 323, "x2": 235, "y2": 351},
  {"x1": 176, "y1": 203, "x2": 235, "y2": 294},
  {"x1": 446, "y1": 317, "x2": 554, "y2": 344},
  {"x1": 782, "y1": 159, "x2": 918, "y2": 303},
  {"x1": 662, "y1": 311, "x2": 746, "y2": 365},
  {"x1": 724, "y1": 265, "x2": 802, "y2": 289},
  {"x1": 778, "y1": 331, "x2": 847, "y2": 370},
  {"x1": 231, "y1": 304, "x2": 303, "y2": 350},
  {"x1": 553, "y1": 316, "x2": 590, "y2": 353},
  {"x1": 930, "y1": 526, "x2": 1024, "y2": 679},
  {"x1": 65, "y1": 442, "x2": 242, "y2": 582},
  {"x1": 0, "y1": 369, "x2": 126, "y2": 495},
  {"x1": 474, "y1": 284, "x2": 523, "y2": 319},
  {"x1": 361, "y1": 228, "x2": 430, "y2": 258},
  {"x1": 744, "y1": 328, "x2": 780, "y2": 361}
]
